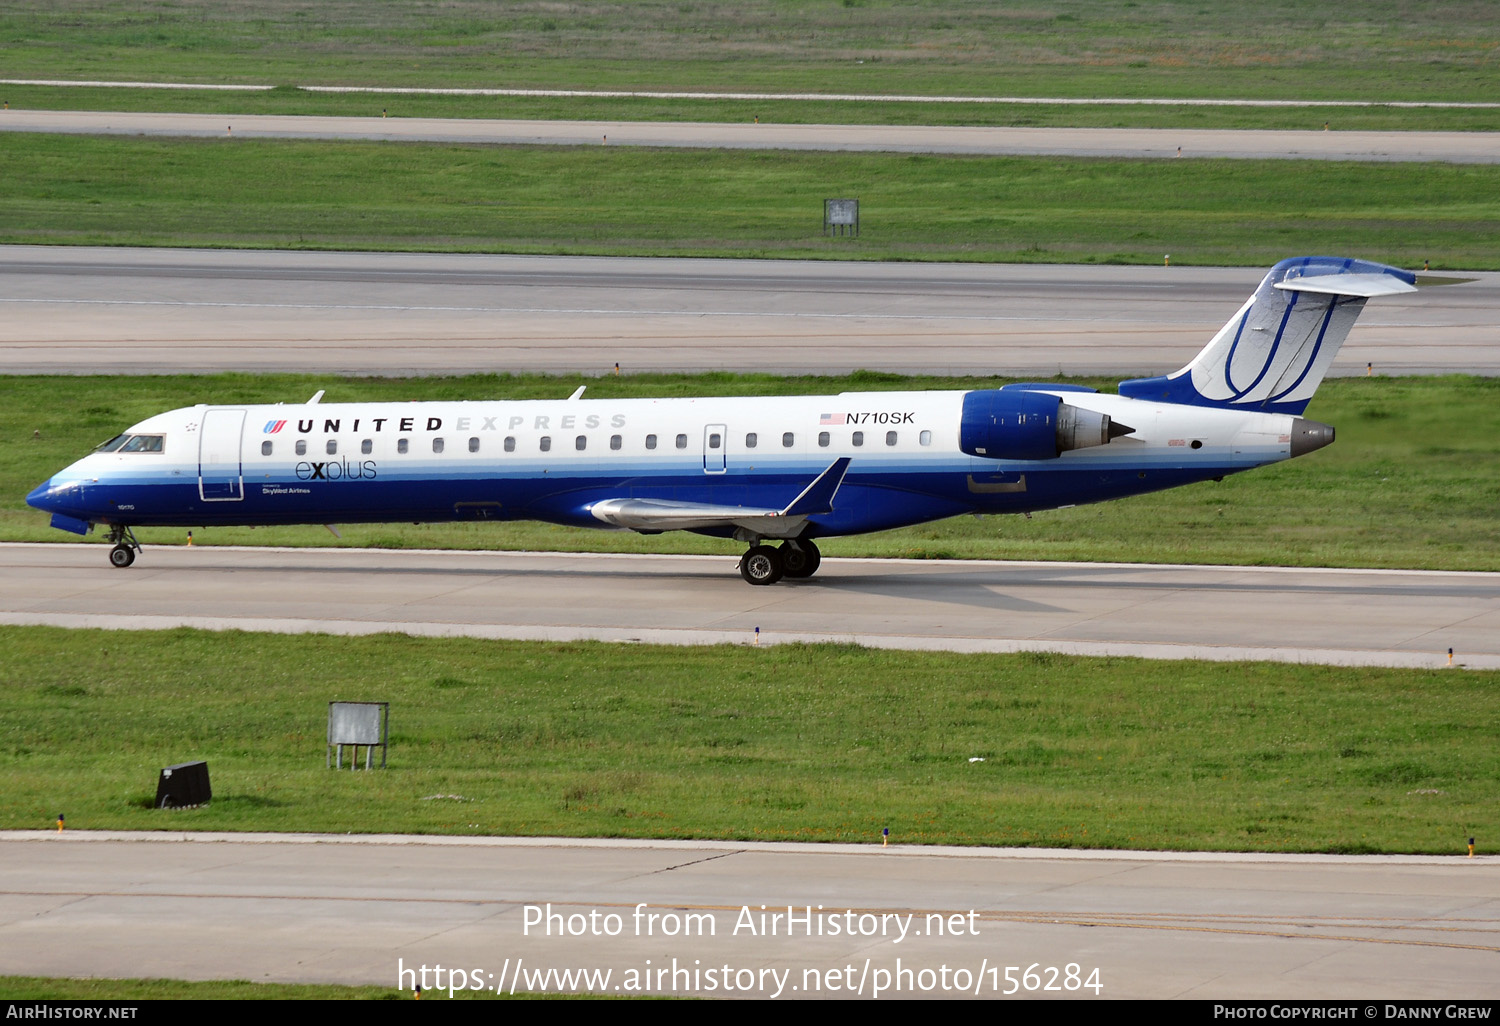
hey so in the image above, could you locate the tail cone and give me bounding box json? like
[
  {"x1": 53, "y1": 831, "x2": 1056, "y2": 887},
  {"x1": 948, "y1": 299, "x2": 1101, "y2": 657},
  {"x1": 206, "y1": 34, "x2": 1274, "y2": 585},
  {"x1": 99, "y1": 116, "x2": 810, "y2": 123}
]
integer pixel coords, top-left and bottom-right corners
[{"x1": 1289, "y1": 419, "x2": 1335, "y2": 457}]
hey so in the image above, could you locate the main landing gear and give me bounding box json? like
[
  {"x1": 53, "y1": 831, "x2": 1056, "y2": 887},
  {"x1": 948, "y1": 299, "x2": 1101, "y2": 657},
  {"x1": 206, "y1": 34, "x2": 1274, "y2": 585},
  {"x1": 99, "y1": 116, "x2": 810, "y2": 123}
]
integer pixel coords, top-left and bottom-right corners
[
  {"x1": 738, "y1": 539, "x2": 821, "y2": 586},
  {"x1": 106, "y1": 525, "x2": 141, "y2": 569}
]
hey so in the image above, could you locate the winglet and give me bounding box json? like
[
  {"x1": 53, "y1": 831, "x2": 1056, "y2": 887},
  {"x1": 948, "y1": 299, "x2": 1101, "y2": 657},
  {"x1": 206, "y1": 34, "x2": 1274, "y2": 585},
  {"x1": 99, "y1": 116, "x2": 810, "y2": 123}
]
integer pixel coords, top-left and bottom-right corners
[{"x1": 780, "y1": 458, "x2": 852, "y2": 517}]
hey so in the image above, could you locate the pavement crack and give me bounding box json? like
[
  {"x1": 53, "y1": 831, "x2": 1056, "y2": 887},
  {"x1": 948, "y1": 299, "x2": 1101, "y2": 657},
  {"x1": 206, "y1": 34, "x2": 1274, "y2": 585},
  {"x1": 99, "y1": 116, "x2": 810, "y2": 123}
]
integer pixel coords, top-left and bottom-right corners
[{"x1": 646, "y1": 849, "x2": 747, "y2": 876}]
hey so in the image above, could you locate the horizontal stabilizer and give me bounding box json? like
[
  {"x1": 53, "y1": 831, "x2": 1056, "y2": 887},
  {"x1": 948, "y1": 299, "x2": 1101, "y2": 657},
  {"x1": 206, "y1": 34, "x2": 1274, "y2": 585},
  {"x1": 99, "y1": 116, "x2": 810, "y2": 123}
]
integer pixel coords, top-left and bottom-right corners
[{"x1": 1275, "y1": 273, "x2": 1416, "y2": 298}]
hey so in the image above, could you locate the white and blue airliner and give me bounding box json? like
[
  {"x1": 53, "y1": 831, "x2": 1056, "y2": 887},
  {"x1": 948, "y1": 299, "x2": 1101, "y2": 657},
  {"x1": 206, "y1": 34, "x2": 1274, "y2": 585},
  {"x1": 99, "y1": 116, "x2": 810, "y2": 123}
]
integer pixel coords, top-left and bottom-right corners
[{"x1": 27, "y1": 257, "x2": 1441, "y2": 584}]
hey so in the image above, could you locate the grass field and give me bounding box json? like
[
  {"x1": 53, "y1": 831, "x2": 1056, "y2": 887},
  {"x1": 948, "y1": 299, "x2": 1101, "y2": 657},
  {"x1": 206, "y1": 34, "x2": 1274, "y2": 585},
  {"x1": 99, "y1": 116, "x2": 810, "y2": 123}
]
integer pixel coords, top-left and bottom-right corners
[
  {"x1": 2, "y1": 626, "x2": 1494, "y2": 853},
  {"x1": 3, "y1": 2, "x2": 1498, "y2": 132},
  {"x1": 3, "y1": 0, "x2": 1497, "y2": 105},
  {"x1": 3, "y1": 134, "x2": 1498, "y2": 267},
  {"x1": 7, "y1": 373, "x2": 1499, "y2": 571}
]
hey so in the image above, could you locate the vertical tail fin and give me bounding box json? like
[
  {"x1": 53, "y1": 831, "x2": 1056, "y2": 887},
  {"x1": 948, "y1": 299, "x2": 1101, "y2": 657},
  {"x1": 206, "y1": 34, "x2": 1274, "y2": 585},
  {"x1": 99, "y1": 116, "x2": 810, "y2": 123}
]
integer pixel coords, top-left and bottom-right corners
[{"x1": 1118, "y1": 257, "x2": 1416, "y2": 414}]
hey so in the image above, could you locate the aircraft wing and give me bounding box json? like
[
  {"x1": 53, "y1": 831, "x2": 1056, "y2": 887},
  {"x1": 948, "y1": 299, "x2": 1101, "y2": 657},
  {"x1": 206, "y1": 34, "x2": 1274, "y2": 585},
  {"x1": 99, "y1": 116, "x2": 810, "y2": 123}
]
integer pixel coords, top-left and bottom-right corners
[{"x1": 589, "y1": 457, "x2": 851, "y2": 538}]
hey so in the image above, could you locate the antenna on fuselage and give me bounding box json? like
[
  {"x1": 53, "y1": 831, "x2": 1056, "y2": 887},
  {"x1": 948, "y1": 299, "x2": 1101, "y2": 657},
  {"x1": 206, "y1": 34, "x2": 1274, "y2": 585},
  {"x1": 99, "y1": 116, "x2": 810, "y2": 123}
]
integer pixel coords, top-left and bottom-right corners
[
  {"x1": 307, "y1": 390, "x2": 325, "y2": 405},
  {"x1": 567, "y1": 386, "x2": 586, "y2": 400}
]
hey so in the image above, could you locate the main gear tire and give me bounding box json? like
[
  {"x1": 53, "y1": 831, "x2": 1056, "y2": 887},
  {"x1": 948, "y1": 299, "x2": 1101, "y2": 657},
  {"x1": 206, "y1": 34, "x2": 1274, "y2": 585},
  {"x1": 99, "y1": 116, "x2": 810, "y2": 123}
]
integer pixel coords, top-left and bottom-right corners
[
  {"x1": 780, "y1": 540, "x2": 821, "y2": 579},
  {"x1": 739, "y1": 545, "x2": 784, "y2": 586}
]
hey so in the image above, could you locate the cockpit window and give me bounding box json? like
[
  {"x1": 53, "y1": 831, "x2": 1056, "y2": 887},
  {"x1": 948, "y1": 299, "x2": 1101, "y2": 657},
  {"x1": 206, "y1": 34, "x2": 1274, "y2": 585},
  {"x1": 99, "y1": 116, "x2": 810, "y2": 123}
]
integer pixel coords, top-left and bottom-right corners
[
  {"x1": 94, "y1": 434, "x2": 129, "y2": 453},
  {"x1": 112, "y1": 435, "x2": 166, "y2": 453}
]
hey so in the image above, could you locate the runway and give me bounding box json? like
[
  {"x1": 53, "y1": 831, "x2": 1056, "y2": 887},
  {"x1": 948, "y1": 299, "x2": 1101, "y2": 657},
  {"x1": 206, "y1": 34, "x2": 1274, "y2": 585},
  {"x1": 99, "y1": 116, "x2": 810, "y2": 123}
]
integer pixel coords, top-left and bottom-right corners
[
  {"x1": 3, "y1": 246, "x2": 1494, "y2": 376},
  {"x1": 1, "y1": 832, "x2": 1495, "y2": 999},
  {"x1": 3, "y1": 545, "x2": 1496, "y2": 669},
  {"x1": 4, "y1": 108, "x2": 1500, "y2": 162}
]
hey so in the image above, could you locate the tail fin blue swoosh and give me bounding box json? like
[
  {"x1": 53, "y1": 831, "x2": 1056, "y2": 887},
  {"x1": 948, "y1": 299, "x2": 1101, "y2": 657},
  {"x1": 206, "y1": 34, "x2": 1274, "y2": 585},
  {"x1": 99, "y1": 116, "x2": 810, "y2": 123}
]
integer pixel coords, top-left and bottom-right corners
[{"x1": 1118, "y1": 257, "x2": 1417, "y2": 414}]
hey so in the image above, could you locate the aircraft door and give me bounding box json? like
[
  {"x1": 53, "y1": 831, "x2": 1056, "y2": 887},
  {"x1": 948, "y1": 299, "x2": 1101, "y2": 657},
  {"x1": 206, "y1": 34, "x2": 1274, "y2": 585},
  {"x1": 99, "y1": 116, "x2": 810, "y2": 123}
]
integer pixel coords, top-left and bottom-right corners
[
  {"x1": 199, "y1": 408, "x2": 246, "y2": 501},
  {"x1": 703, "y1": 423, "x2": 727, "y2": 474}
]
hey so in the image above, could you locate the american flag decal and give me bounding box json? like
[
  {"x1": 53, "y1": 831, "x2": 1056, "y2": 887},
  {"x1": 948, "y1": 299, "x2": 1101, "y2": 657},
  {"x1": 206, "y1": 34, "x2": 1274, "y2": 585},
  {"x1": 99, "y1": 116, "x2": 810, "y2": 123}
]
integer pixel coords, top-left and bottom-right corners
[{"x1": 819, "y1": 413, "x2": 846, "y2": 425}]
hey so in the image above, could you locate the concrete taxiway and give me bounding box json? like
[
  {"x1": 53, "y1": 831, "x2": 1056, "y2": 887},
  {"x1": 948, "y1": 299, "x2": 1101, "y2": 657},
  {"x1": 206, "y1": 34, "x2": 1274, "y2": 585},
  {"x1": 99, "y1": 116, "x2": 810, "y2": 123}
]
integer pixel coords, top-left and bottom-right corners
[
  {"x1": 2, "y1": 246, "x2": 1494, "y2": 376},
  {"x1": 4, "y1": 108, "x2": 1500, "y2": 163},
  {"x1": 3, "y1": 545, "x2": 1495, "y2": 669},
  {"x1": 1, "y1": 832, "x2": 1494, "y2": 999}
]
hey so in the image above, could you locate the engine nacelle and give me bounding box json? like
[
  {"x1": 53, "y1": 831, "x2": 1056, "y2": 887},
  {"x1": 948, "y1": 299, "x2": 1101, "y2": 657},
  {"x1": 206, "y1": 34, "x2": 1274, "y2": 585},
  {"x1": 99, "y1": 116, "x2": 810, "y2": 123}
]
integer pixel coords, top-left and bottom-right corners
[{"x1": 959, "y1": 389, "x2": 1128, "y2": 461}]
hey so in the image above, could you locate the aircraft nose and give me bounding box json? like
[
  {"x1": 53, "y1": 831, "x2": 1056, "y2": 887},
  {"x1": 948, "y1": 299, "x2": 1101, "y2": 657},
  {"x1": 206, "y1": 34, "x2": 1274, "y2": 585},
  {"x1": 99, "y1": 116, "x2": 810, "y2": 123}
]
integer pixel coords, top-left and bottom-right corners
[
  {"x1": 27, "y1": 477, "x2": 87, "y2": 515},
  {"x1": 26, "y1": 479, "x2": 60, "y2": 512},
  {"x1": 28, "y1": 477, "x2": 97, "y2": 535}
]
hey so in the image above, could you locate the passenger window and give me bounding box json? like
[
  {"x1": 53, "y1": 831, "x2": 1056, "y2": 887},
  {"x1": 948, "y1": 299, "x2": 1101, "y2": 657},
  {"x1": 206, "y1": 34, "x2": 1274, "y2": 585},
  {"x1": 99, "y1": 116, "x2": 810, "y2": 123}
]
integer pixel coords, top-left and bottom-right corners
[
  {"x1": 295, "y1": 440, "x2": 307, "y2": 456},
  {"x1": 885, "y1": 431, "x2": 898, "y2": 446},
  {"x1": 920, "y1": 430, "x2": 933, "y2": 446},
  {"x1": 540, "y1": 436, "x2": 552, "y2": 452},
  {"x1": 708, "y1": 433, "x2": 721, "y2": 449},
  {"x1": 327, "y1": 439, "x2": 338, "y2": 455},
  {"x1": 818, "y1": 431, "x2": 830, "y2": 447},
  {"x1": 575, "y1": 435, "x2": 587, "y2": 451},
  {"x1": 782, "y1": 432, "x2": 794, "y2": 448},
  {"x1": 852, "y1": 431, "x2": 863, "y2": 447},
  {"x1": 610, "y1": 434, "x2": 622, "y2": 450},
  {"x1": 361, "y1": 439, "x2": 373, "y2": 455},
  {"x1": 397, "y1": 438, "x2": 409, "y2": 454},
  {"x1": 261, "y1": 441, "x2": 273, "y2": 456},
  {"x1": 645, "y1": 434, "x2": 657, "y2": 450},
  {"x1": 675, "y1": 433, "x2": 688, "y2": 449},
  {"x1": 745, "y1": 432, "x2": 757, "y2": 449},
  {"x1": 469, "y1": 436, "x2": 480, "y2": 453},
  {"x1": 433, "y1": 438, "x2": 444, "y2": 454},
  {"x1": 504, "y1": 436, "x2": 516, "y2": 452}
]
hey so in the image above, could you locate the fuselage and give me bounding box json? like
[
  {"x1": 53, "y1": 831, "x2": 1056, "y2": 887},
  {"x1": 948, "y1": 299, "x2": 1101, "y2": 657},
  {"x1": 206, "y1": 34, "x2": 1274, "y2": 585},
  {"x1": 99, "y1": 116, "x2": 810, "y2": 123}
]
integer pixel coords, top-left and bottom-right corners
[{"x1": 27, "y1": 387, "x2": 1309, "y2": 540}]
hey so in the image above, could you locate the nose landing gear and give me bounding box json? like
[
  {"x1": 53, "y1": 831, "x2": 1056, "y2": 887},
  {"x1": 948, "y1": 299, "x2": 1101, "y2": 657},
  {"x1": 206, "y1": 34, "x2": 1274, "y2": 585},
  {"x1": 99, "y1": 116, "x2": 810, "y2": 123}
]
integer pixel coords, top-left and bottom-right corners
[{"x1": 105, "y1": 525, "x2": 141, "y2": 568}]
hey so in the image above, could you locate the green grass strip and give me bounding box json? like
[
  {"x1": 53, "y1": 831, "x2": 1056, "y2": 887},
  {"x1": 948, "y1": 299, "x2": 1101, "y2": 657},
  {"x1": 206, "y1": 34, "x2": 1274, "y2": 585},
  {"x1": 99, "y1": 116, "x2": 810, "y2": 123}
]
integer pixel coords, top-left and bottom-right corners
[
  {"x1": 2, "y1": 0, "x2": 1497, "y2": 105},
  {"x1": 3, "y1": 135, "x2": 1499, "y2": 266},
  {"x1": 7, "y1": 373, "x2": 1500, "y2": 572},
  {"x1": 2, "y1": 626, "x2": 1494, "y2": 854}
]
